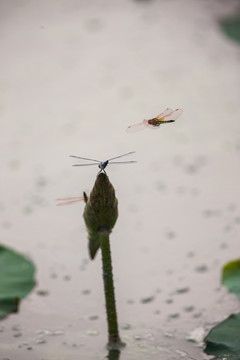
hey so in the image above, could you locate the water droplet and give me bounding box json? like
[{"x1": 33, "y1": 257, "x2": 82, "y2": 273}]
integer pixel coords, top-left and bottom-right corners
[
  {"x1": 82, "y1": 289, "x2": 91, "y2": 295},
  {"x1": 12, "y1": 325, "x2": 21, "y2": 331},
  {"x1": 86, "y1": 329, "x2": 99, "y2": 336},
  {"x1": 126, "y1": 299, "x2": 134, "y2": 304},
  {"x1": 155, "y1": 180, "x2": 166, "y2": 192},
  {"x1": 235, "y1": 216, "x2": 240, "y2": 224},
  {"x1": 203, "y1": 209, "x2": 221, "y2": 218},
  {"x1": 22, "y1": 341, "x2": 30, "y2": 346},
  {"x1": 185, "y1": 164, "x2": 198, "y2": 174},
  {"x1": 89, "y1": 315, "x2": 99, "y2": 320},
  {"x1": 81, "y1": 258, "x2": 89, "y2": 265},
  {"x1": 168, "y1": 313, "x2": 180, "y2": 319},
  {"x1": 186, "y1": 327, "x2": 205, "y2": 346},
  {"x1": 165, "y1": 231, "x2": 176, "y2": 240},
  {"x1": 190, "y1": 188, "x2": 200, "y2": 196},
  {"x1": 121, "y1": 323, "x2": 131, "y2": 330},
  {"x1": 228, "y1": 203, "x2": 237, "y2": 212},
  {"x1": 195, "y1": 265, "x2": 208, "y2": 273},
  {"x1": 23, "y1": 206, "x2": 34, "y2": 215},
  {"x1": 36, "y1": 176, "x2": 48, "y2": 189},
  {"x1": 140, "y1": 296, "x2": 154, "y2": 304},
  {"x1": 175, "y1": 287, "x2": 190, "y2": 294},
  {"x1": 36, "y1": 329, "x2": 52, "y2": 335},
  {"x1": 176, "y1": 186, "x2": 186, "y2": 195},
  {"x1": 183, "y1": 305, "x2": 194, "y2": 312},
  {"x1": 164, "y1": 332, "x2": 174, "y2": 338},
  {"x1": 37, "y1": 289, "x2": 49, "y2": 296},
  {"x1": 176, "y1": 349, "x2": 187, "y2": 357},
  {"x1": 134, "y1": 334, "x2": 142, "y2": 340},
  {"x1": 195, "y1": 156, "x2": 207, "y2": 167},
  {"x1": 13, "y1": 332, "x2": 22, "y2": 338},
  {"x1": 35, "y1": 338, "x2": 47, "y2": 344},
  {"x1": 52, "y1": 329, "x2": 65, "y2": 336},
  {"x1": 50, "y1": 273, "x2": 58, "y2": 279},
  {"x1": 224, "y1": 224, "x2": 232, "y2": 232},
  {"x1": 63, "y1": 275, "x2": 71, "y2": 281},
  {"x1": 193, "y1": 312, "x2": 202, "y2": 318},
  {"x1": 145, "y1": 332, "x2": 154, "y2": 340},
  {"x1": 220, "y1": 242, "x2": 227, "y2": 249},
  {"x1": 85, "y1": 18, "x2": 102, "y2": 32}
]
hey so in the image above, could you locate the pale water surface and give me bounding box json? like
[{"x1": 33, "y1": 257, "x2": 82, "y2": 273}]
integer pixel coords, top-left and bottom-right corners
[{"x1": 1, "y1": 0, "x2": 240, "y2": 359}]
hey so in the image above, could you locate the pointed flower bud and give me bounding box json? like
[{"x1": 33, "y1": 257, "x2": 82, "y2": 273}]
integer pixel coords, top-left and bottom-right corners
[{"x1": 83, "y1": 173, "x2": 118, "y2": 260}]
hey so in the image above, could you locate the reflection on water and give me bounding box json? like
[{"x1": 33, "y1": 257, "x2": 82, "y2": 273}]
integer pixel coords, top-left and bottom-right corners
[{"x1": 107, "y1": 348, "x2": 121, "y2": 360}]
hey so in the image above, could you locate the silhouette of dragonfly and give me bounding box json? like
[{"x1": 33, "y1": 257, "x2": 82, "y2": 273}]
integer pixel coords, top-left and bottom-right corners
[
  {"x1": 70, "y1": 151, "x2": 137, "y2": 174},
  {"x1": 127, "y1": 108, "x2": 183, "y2": 132}
]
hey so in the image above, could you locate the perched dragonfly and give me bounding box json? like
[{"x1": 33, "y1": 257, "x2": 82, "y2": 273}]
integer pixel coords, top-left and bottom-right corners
[
  {"x1": 56, "y1": 192, "x2": 88, "y2": 206},
  {"x1": 69, "y1": 151, "x2": 137, "y2": 174},
  {"x1": 56, "y1": 196, "x2": 85, "y2": 206},
  {"x1": 126, "y1": 108, "x2": 183, "y2": 133}
]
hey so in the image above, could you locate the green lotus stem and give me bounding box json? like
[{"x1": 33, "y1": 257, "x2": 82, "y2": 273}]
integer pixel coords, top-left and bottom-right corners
[
  {"x1": 100, "y1": 232, "x2": 122, "y2": 347},
  {"x1": 83, "y1": 173, "x2": 125, "y2": 349}
]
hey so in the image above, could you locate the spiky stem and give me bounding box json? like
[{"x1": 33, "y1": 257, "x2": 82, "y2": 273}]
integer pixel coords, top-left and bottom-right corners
[{"x1": 100, "y1": 233, "x2": 124, "y2": 349}]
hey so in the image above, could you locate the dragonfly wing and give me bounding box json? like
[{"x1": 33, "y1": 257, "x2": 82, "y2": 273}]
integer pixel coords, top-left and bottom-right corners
[
  {"x1": 126, "y1": 122, "x2": 147, "y2": 133},
  {"x1": 155, "y1": 108, "x2": 174, "y2": 120},
  {"x1": 108, "y1": 161, "x2": 137, "y2": 165},
  {"x1": 70, "y1": 155, "x2": 100, "y2": 162},
  {"x1": 72, "y1": 163, "x2": 99, "y2": 167},
  {"x1": 56, "y1": 197, "x2": 84, "y2": 206},
  {"x1": 56, "y1": 197, "x2": 84, "y2": 201},
  {"x1": 108, "y1": 151, "x2": 136, "y2": 161},
  {"x1": 164, "y1": 108, "x2": 183, "y2": 121}
]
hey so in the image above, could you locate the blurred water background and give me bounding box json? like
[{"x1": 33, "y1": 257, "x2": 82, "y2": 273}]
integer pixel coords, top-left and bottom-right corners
[{"x1": 1, "y1": 0, "x2": 240, "y2": 359}]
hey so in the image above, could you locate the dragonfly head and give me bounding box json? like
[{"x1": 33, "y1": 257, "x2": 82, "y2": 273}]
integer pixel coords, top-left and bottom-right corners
[{"x1": 99, "y1": 161, "x2": 109, "y2": 171}]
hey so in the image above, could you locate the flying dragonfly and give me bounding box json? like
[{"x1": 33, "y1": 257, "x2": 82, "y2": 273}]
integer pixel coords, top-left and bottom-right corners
[
  {"x1": 69, "y1": 151, "x2": 137, "y2": 174},
  {"x1": 126, "y1": 108, "x2": 183, "y2": 133}
]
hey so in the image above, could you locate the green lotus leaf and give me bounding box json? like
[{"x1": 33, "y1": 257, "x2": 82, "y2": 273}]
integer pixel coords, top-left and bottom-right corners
[
  {"x1": 0, "y1": 245, "x2": 35, "y2": 320},
  {"x1": 204, "y1": 313, "x2": 240, "y2": 360},
  {"x1": 220, "y1": 17, "x2": 240, "y2": 44},
  {"x1": 222, "y1": 259, "x2": 240, "y2": 297}
]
